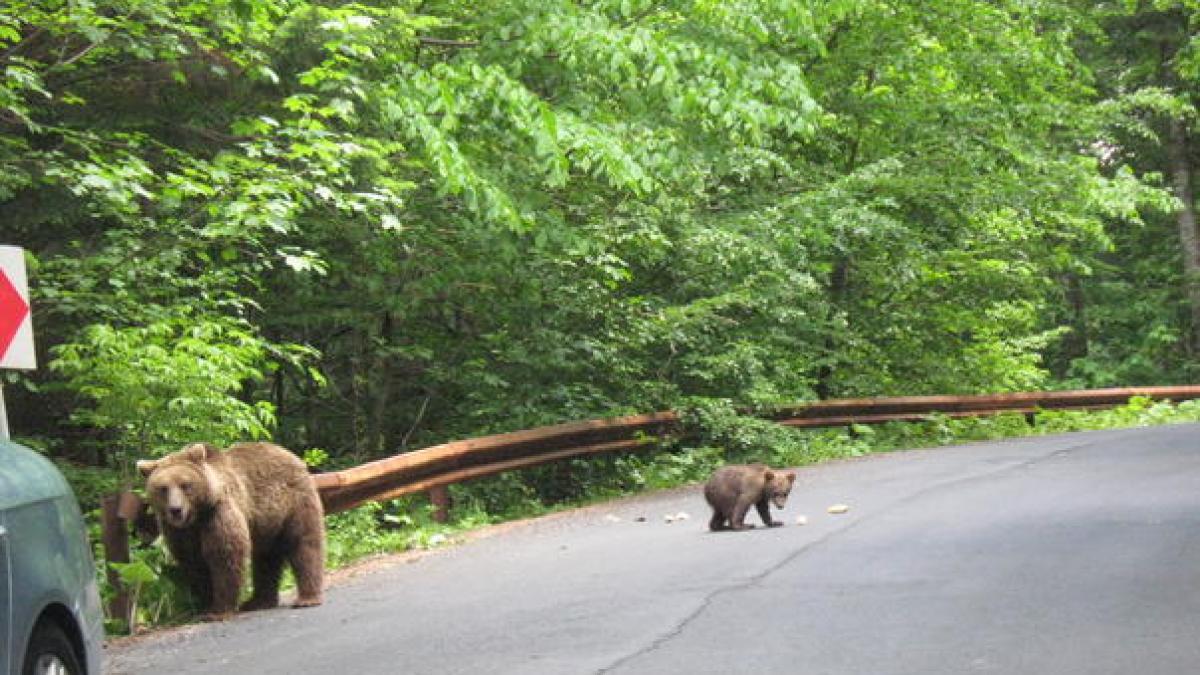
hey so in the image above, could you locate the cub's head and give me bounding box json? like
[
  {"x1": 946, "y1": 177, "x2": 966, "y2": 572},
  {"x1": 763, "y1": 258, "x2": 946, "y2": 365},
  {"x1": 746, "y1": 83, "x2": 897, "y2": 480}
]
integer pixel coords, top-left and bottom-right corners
[
  {"x1": 763, "y1": 469, "x2": 797, "y2": 509},
  {"x1": 138, "y1": 443, "x2": 219, "y2": 529}
]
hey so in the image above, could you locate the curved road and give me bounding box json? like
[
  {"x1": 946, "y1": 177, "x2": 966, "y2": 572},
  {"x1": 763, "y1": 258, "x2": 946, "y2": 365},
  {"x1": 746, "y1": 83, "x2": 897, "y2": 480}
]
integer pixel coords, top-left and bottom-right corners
[{"x1": 106, "y1": 424, "x2": 1200, "y2": 674}]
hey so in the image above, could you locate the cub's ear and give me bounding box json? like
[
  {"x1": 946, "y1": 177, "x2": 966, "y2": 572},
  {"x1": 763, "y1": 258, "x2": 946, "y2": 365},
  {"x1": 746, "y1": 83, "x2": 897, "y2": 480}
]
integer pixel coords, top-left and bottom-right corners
[
  {"x1": 785, "y1": 471, "x2": 796, "y2": 483},
  {"x1": 180, "y1": 442, "x2": 220, "y2": 462},
  {"x1": 763, "y1": 470, "x2": 775, "y2": 481},
  {"x1": 136, "y1": 459, "x2": 160, "y2": 477}
]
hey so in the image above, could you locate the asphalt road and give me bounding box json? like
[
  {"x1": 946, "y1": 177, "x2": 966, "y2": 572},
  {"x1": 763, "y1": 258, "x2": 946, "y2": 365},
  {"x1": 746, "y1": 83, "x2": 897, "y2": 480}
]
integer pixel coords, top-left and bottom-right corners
[{"x1": 105, "y1": 424, "x2": 1200, "y2": 674}]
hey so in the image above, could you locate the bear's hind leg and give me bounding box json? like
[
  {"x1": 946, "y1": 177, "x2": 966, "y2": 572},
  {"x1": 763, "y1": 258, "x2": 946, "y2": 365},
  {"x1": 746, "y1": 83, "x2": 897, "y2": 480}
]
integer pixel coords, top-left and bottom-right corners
[
  {"x1": 289, "y1": 544, "x2": 324, "y2": 608},
  {"x1": 287, "y1": 498, "x2": 326, "y2": 608},
  {"x1": 729, "y1": 498, "x2": 756, "y2": 531}
]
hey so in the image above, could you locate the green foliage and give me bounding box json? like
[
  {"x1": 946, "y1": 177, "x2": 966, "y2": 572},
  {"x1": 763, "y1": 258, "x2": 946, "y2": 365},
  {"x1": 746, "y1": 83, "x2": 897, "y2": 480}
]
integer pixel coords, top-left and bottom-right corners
[
  {"x1": 50, "y1": 462, "x2": 120, "y2": 513},
  {"x1": 324, "y1": 503, "x2": 412, "y2": 569},
  {"x1": 1042, "y1": 0, "x2": 1200, "y2": 386},
  {"x1": 105, "y1": 541, "x2": 201, "y2": 633},
  {"x1": 50, "y1": 315, "x2": 278, "y2": 473},
  {"x1": 679, "y1": 398, "x2": 816, "y2": 466},
  {"x1": 323, "y1": 498, "x2": 475, "y2": 569},
  {"x1": 10, "y1": 0, "x2": 1188, "y2": 471},
  {"x1": 1035, "y1": 396, "x2": 1200, "y2": 433},
  {"x1": 626, "y1": 446, "x2": 726, "y2": 491},
  {"x1": 447, "y1": 472, "x2": 545, "y2": 521},
  {"x1": 302, "y1": 447, "x2": 329, "y2": 468}
]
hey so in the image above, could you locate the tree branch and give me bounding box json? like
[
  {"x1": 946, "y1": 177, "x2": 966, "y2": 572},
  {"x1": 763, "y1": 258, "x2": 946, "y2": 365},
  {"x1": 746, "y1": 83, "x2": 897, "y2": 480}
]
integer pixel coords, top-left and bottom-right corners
[
  {"x1": 417, "y1": 36, "x2": 479, "y2": 49},
  {"x1": 57, "y1": 39, "x2": 103, "y2": 68},
  {"x1": 176, "y1": 124, "x2": 258, "y2": 145}
]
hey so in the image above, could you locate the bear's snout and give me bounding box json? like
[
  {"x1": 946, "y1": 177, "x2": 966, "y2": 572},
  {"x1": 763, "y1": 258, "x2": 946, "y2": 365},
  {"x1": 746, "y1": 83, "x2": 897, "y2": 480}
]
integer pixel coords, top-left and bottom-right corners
[{"x1": 166, "y1": 505, "x2": 189, "y2": 526}]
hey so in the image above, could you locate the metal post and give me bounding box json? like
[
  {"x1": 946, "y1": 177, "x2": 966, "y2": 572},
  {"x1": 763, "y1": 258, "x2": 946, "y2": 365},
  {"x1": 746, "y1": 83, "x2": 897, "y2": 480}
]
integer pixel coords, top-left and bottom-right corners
[{"x1": 0, "y1": 383, "x2": 9, "y2": 441}]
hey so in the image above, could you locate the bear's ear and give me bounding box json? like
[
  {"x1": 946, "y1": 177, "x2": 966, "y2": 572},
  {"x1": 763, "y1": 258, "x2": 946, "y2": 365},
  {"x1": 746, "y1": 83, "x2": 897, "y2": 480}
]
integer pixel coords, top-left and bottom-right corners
[
  {"x1": 180, "y1": 442, "x2": 220, "y2": 463},
  {"x1": 763, "y1": 469, "x2": 775, "y2": 481},
  {"x1": 785, "y1": 471, "x2": 796, "y2": 484},
  {"x1": 136, "y1": 459, "x2": 160, "y2": 477}
]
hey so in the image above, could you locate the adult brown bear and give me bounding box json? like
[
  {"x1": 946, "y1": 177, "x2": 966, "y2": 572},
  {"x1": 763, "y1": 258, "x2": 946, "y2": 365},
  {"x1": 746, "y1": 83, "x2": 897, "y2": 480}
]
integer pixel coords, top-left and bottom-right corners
[{"x1": 138, "y1": 442, "x2": 325, "y2": 619}]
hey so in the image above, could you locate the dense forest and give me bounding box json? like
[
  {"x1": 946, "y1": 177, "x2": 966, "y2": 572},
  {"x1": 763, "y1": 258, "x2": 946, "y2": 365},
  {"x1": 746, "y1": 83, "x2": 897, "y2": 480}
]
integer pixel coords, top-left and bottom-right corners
[{"x1": 2, "y1": 0, "x2": 1198, "y2": 477}]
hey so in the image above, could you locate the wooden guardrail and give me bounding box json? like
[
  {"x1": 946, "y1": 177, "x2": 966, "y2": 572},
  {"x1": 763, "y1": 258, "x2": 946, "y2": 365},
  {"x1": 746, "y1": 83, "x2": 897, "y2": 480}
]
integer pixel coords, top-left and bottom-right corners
[
  {"x1": 764, "y1": 385, "x2": 1200, "y2": 427},
  {"x1": 313, "y1": 385, "x2": 1200, "y2": 514},
  {"x1": 313, "y1": 412, "x2": 680, "y2": 514}
]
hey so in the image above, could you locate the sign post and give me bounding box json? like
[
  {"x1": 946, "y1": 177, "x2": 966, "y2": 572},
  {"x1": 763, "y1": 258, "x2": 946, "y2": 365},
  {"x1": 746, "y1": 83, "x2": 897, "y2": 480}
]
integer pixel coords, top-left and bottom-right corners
[{"x1": 0, "y1": 246, "x2": 35, "y2": 440}]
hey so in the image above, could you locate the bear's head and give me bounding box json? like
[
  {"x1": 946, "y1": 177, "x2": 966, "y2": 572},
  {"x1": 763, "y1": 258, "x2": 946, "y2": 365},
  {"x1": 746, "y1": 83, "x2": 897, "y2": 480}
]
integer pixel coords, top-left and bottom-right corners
[
  {"x1": 138, "y1": 443, "x2": 220, "y2": 529},
  {"x1": 763, "y1": 469, "x2": 797, "y2": 509}
]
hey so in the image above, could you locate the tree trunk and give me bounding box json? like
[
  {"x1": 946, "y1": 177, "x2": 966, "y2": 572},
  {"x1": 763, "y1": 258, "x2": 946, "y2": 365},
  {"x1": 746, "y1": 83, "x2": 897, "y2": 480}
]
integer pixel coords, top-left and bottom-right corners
[
  {"x1": 815, "y1": 258, "x2": 849, "y2": 400},
  {"x1": 1167, "y1": 115, "x2": 1200, "y2": 353},
  {"x1": 365, "y1": 312, "x2": 394, "y2": 457},
  {"x1": 1061, "y1": 272, "x2": 1089, "y2": 371}
]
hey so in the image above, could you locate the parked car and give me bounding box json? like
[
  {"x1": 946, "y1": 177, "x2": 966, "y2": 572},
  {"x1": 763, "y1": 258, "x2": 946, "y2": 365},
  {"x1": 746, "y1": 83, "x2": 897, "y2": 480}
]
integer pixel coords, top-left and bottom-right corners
[{"x1": 1, "y1": 439, "x2": 104, "y2": 675}]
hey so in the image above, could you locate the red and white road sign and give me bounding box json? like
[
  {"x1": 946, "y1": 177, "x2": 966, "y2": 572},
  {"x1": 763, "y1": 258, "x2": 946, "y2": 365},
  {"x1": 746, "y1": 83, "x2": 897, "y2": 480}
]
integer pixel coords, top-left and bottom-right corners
[{"x1": 0, "y1": 246, "x2": 35, "y2": 370}]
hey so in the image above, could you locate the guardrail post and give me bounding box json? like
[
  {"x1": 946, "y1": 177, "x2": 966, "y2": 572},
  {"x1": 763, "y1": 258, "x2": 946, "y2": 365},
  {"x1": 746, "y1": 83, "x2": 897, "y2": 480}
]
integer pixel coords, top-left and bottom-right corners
[
  {"x1": 429, "y1": 486, "x2": 451, "y2": 523},
  {"x1": 100, "y1": 493, "x2": 134, "y2": 632}
]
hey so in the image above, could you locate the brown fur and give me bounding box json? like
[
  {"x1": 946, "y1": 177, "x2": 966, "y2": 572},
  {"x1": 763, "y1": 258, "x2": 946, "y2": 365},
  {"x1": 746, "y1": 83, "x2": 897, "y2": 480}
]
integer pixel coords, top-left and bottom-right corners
[
  {"x1": 138, "y1": 442, "x2": 325, "y2": 620},
  {"x1": 704, "y1": 464, "x2": 796, "y2": 531}
]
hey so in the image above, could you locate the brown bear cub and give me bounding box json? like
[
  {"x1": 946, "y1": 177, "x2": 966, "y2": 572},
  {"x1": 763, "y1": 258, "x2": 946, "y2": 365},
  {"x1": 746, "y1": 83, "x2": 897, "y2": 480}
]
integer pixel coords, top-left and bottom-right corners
[
  {"x1": 704, "y1": 464, "x2": 797, "y2": 531},
  {"x1": 138, "y1": 442, "x2": 325, "y2": 620}
]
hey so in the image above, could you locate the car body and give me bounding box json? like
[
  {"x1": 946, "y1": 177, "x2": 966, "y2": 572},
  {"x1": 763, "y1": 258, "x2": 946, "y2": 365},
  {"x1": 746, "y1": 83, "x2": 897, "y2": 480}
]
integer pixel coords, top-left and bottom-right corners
[{"x1": 1, "y1": 440, "x2": 104, "y2": 675}]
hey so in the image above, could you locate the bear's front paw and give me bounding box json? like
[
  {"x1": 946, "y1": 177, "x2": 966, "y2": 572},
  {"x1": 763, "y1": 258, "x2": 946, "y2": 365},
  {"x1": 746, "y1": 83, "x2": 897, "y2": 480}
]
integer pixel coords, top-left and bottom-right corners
[
  {"x1": 202, "y1": 611, "x2": 235, "y2": 622},
  {"x1": 292, "y1": 596, "x2": 323, "y2": 609}
]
